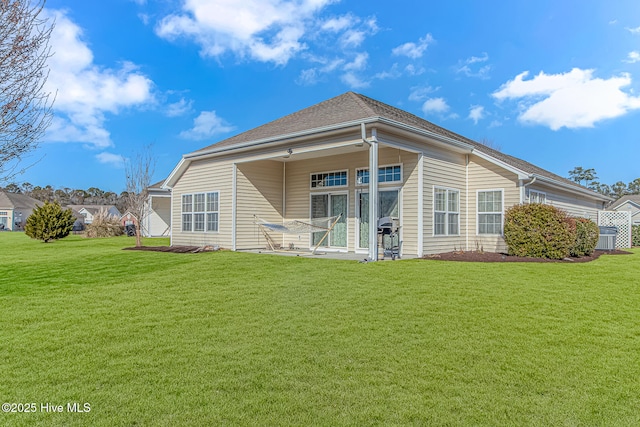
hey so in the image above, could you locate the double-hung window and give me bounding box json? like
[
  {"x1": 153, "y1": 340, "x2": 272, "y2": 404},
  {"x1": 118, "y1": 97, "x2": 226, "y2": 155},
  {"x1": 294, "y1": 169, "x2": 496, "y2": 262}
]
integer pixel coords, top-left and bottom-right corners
[
  {"x1": 182, "y1": 192, "x2": 219, "y2": 232},
  {"x1": 477, "y1": 190, "x2": 503, "y2": 234},
  {"x1": 529, "y1": 190, "x2": 546, "y2": 204},
  {"x1": 434, "y1": 187, "x2": 459, "y2": 235}
]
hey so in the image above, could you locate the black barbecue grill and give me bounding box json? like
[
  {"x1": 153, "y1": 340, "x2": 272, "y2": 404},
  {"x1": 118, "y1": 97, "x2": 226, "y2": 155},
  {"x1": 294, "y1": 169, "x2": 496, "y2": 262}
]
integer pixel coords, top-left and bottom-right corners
[{"x1": 377, "y1": 216, "x2": 401, "y2": 260}]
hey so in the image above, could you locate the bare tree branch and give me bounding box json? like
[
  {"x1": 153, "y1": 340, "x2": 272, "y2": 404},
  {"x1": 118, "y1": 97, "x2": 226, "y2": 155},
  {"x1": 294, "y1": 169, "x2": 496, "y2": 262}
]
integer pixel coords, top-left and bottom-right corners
[
  {"x1": 124, "y1": 146, "x2": 155, "y2": 247},
  {"x1": 0, "y1": 0, "x2": 54, "y2": 181}
]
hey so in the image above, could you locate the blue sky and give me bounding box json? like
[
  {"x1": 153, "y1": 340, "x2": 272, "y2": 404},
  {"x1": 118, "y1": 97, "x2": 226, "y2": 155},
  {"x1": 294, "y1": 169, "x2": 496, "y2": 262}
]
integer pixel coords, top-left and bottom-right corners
[{"x1": 10, "y1": 0, "x2": 640, "y2": 192}]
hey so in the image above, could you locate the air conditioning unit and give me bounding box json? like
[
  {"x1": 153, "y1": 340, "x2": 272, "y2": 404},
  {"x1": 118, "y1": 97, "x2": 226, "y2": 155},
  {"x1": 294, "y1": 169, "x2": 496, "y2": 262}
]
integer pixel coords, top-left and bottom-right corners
[{"x1": 596, "y1": 226, "x2": 618, "y2": 250}]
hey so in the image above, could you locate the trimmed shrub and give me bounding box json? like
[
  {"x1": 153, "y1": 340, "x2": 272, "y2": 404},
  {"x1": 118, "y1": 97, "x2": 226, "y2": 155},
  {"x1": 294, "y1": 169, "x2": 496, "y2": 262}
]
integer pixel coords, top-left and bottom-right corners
[
  {"x1": 570, "y1": 218, "x2": 599, "y2": 257},
  {"x1": 25, "y1": 202, "x2": 75, "y2": 243},
  {"x1": 85, "y1": 208, "x2": 124, "y2": 238},
  {"x1": 504, "y1": 203, "x2": 574, "y2": 259},
  {"x1": 633, "y1": 225, "x2": 640, "y2": 247}
]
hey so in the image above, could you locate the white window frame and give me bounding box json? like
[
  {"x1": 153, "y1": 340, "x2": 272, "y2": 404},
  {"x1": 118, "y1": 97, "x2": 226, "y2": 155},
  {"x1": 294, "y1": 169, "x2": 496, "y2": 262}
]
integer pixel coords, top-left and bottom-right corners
[
  {"x1": 310, "y1": 170, "x2": 348, "y2": 189},
  {"x1": 529, "y1": 190, "x2": 547, "y2": 204},
  {"x1": 356, "y1": 164, "x2": 403, "y2": 186},
  {"x1": 477, "y1": 189, "x2": 504, "y2": 235},
  {"x1": 433, "y1": 186, "x2": 460, "y2": 236},
  {"x1": 181, "y1": 191, "x2": 220, "y2": 233}
]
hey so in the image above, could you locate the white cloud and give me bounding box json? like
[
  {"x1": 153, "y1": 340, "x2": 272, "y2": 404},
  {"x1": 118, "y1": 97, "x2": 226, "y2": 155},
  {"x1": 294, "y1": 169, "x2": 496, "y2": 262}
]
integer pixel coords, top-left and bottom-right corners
[
  {"x1": 408, "y1": 85, "x2": 437, "y2": 102},
  {"x1": 468, "y1": 105, "x2": 485, "y2": 124},
  {"x1": 422, "y1": 97, "x2": 450, "y2": 115},
  {"x1": 392, "y1": 33, "x2": 434, "y2": 59},
  {"x1": 341, "y1": 72, "x2": 370, "y2": 89},
  {"x1": 321, "y1": 15, "x2": 355, "y2": 32},
  {"x1": 456, "y1": 52, "x2": 491, "y2": 79},
  {"x1": 44, "y1": 10, "x2": 154, "y2": 148},
  {"x1": 96, "y1": 152, "x2": 125, "y2": 167},
  {"x1": 627, "y1": 26, "x2": 640, "y2": 34},
  {"x1": 180, "y1": 111, "x2": 235, "y2": 140},
  {"x1": 155, "y1": 0, "x2": 334, "y2": 65},
  {"x1": 343, "y1": 52, "x2": 368, "y2": 71},
  {"x1": 493, "y1": 68, "x2": 640, "y2": 130},
  {"x1": 624, "y1": 51, "x2": 640, "y2": 63},
  {"x1": 166, "y1": 98, "x2": 194, "y2": 117}
]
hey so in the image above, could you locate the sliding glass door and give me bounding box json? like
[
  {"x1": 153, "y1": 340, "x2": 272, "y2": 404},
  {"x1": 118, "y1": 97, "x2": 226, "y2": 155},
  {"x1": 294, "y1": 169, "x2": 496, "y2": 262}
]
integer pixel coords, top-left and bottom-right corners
[
  {"x1": 356, "y1": 189, "x2": 399, "y2": 250},
  {"x1": 310, "y1": 193, "x2": 347, "y2": 248}
]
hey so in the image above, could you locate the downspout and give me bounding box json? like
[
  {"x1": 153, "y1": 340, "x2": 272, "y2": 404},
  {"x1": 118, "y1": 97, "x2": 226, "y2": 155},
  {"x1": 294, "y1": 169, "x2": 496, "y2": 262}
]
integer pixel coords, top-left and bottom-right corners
[
  {"x1": 521, "y1": 176, "x2": 537, "y2": 203},
  {"x1": 368, "y1": 127, "x2": 379, "y2": 261}
]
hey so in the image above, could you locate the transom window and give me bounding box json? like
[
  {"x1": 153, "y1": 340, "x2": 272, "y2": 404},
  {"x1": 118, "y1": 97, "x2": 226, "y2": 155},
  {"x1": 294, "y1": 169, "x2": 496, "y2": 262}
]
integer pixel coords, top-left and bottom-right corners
[
  {"x1": 310, "y1": 171, "x2": 347, "y2": 188},
  {"x1": 356, "y1": 165, "x2": 402, "y2": 185},
  {"x1": 434, "y1": 187, "x2": 459, "y2": 235},
  {"x1": 529, "y1": 190, "x2": 546, "y2": 204},
  {"x1": 477, "y1": 190, "x2": 503, "y2": 235},
  {"x1": 182, "y1": 192, "x2": 219, "y2": 232}
]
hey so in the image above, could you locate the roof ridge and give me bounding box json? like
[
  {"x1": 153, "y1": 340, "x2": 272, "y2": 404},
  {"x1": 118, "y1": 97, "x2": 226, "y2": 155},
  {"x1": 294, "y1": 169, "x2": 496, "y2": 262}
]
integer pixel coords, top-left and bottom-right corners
[{"x1": 349, "y1": 92, "x2": 380, "y2": 117}]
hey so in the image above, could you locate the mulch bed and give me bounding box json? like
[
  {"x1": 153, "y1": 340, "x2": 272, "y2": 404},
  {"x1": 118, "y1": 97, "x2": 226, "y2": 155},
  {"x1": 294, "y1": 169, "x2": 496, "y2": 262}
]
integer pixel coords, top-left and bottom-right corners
[
  {"x1": 123, "y1": 245, "x2": 219, "y2": 253},
  {"x1": 424, "y1": 249, "x2": 632, "y2": 263}
]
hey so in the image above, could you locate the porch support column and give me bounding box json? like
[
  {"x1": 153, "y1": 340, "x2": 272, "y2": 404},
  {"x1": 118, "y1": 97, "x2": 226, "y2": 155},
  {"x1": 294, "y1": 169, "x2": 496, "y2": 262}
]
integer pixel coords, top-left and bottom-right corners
[
  {"x1": 368, "y1": 128, "x2": 379, "y2": 261},
  {"x1": 232, "y1": 163, "x2": 237, "y2": 251},
  {"x1": 417, "y1": 153, "x2": 424, "y2": 257}
]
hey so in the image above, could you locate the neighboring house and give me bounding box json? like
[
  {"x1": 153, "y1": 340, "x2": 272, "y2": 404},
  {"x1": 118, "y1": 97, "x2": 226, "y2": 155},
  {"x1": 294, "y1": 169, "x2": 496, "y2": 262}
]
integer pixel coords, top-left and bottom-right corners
[
  {"x1": 120, "y1": 211, "x2": 138, "y2": 228},
  {"x1": 609, "y1": 195, "x2": 640, "y2": 225},
  {"x1": 0, "y1": 190, "x2": 41, "y2": 231},
  {"x1": 66, "y1": 205, "x2": 121, "y2": 225},
  {"x1": 162, "y1": 92, "x2": 611, "y2": 259},
  {"x1": 144, "y1": 180, "x2": 171, "y2": 237}
]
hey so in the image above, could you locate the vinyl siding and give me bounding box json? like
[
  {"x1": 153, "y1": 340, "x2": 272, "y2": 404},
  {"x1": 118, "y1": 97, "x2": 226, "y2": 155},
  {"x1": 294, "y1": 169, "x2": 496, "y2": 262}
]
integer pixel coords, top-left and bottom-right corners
[
  {"x1": 235, "y1": 160, "x2": 284, "y2": 249},
  {"x1": 524, "y1": 184, "x2": 604, "y2": 221},
  {"x1": 467, "y1": 155, "x2": 520, "y2": 253},
  {"x1": 171, "y1": 158, "x2": 234, "y2": 247},
  {"x1": 283, "y1": 147, "x2": 419, "y2": 254},
  {"x1": 422, "y1": 147, "x2": 467, "y2": 255}
]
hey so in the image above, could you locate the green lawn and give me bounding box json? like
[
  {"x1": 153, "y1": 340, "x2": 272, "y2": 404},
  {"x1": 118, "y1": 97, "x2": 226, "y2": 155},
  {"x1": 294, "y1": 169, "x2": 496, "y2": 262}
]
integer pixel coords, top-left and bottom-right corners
[{"x1": 1, "y1": 233, "x2": 639, "y2": 426}]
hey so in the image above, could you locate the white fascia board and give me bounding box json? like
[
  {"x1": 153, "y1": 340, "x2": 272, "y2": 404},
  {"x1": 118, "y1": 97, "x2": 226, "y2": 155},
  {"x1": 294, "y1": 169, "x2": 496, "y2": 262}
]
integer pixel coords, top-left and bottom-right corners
[
  {"x1": 184, "y1": 119, "x2": 374, "y2": 160},
  {"x1": 376, "y1": 117, "x2": 475, "y2": 153},
  {"x1": 162, "y1": 158, "x2": 188, "y2": 189},
  {"x1": 471, "y1": 150, "x2": 529, "y2": 179},
  {"x1": 530, "y1": 174, "x2": 614, "y2": 202}
]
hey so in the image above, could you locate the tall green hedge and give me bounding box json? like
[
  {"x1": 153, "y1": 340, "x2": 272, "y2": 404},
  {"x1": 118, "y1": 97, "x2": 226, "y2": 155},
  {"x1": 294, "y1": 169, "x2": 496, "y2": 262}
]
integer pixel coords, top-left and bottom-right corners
[
  {"x1": 503, "y1": 204, "x2": 599, "y2": 259},
  {"x1": 570, "y1": 217, "x2": 599, "y2": 257},
  {"x1": 504, "y1": 204, "x2": 574, "y2": 259}
]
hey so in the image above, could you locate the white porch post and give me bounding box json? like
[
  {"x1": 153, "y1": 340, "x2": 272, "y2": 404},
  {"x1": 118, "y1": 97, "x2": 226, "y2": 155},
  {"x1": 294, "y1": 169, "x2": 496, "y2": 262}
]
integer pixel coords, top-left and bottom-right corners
[
  {"x1": 417, "y1": 153, "x2": 424, "y2": 257},
  {"x1": 368, "y1": 128, "x2": 379, "y2": 261},
  {"x1": 232, "y1": 163, "x2": 237, "y2": 251}
]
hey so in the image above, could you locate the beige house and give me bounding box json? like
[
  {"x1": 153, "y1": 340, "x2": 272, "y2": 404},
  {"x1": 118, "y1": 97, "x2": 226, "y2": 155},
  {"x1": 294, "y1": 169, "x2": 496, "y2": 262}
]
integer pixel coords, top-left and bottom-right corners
[
  {"x1": 163, "y1": 92, "x2": 610, "y2": 259},
  {"x1": 0, "y1": 190, "x2": 41, "y2": 231}
]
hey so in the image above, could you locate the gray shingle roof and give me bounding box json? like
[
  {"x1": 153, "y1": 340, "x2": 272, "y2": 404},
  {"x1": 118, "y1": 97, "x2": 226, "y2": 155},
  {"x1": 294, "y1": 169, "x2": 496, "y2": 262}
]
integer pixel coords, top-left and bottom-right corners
[
  {"x1": 610, "y1": 194, "x2": 640, "y2": 209},
  {"x1": 189, "y1": 91, "x2": 605, "y2": 198},
  {"x1": 0, "y1": 190, "x2": 41, "y2": 210}
]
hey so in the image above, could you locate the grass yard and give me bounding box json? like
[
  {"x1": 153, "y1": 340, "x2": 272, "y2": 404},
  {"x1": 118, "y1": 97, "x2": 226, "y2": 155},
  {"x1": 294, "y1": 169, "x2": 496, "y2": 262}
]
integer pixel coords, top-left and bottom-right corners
[{"x1": 1, "y1": 233, "x2": 639, "y2": 426}]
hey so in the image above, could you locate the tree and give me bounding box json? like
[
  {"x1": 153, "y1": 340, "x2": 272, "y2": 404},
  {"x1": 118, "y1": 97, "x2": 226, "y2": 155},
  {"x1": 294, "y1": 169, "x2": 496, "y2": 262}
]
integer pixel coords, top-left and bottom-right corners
[
  {"x1": 610, "y1": 181, "x2": 629, "y2": 199},
  {"x1": 25, "y1": 201, "x2": 74, "y2": 242},
  {"x1": 3, "y1": 182, "x2": 21, "y2": 193},
  {"x1": 123, "y1": 147, "x2": 155, "y2": 247},
  {"x1": 568, "y1": 167, "x2": 598, "y2": 186},
  {"x1": 0, "y1": 0, "x2": 54, "y2": 181},
  {"x1": 627, "y1": 178, "x2": 640, "y2": 195}
]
